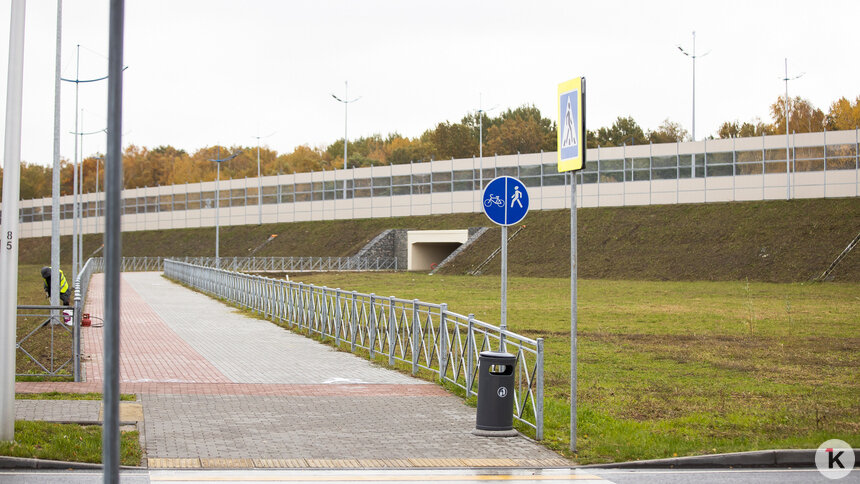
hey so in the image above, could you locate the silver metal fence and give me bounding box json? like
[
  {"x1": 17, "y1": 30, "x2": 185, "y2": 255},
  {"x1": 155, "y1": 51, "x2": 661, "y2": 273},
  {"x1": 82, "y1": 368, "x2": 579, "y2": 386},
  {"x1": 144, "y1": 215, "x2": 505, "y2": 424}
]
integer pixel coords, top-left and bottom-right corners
[
  {"x1": 15, "y1": 305, "x2": 77, "y2": 379},
  {"x1": 164, "y1": 259, "x2": 545, "y2": 439},
  {"x1": 13, "y1": 256, "x2": 98, "y2": 381},
  {"x1": 83, "y1": 256, "x2": 398, "y2": 273}
]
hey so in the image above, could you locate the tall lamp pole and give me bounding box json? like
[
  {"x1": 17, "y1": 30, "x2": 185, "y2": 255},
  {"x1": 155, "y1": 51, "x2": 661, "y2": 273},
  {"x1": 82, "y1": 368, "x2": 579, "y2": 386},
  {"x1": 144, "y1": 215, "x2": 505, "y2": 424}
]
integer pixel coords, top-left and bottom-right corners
[
  {"x1": 208, "y1": 148, "x2": 241, "y2": 269},
  {"x1": 60, "y1": 44, "x2": 115, "y2": 280},
  {"x1": 782, "y1": 58, "x2": 804, "y2": 200},
  {"x1": 331, "y1": 81, "x2": 360, "y2": 199},
  {"x1": 252, "y1": 131, "x2": 275, "y2": 225},
  {"x1": 70, "y1": 119, "x2": 105, "y2": 267},
  {"x1": 678, "y1": 31, "x2": 709, "y2": 177}
]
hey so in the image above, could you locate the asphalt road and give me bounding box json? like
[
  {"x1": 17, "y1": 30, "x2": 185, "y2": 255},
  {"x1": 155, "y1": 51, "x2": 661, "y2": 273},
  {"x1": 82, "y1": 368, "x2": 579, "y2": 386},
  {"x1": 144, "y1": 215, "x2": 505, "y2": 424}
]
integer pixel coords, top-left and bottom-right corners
[{"x1": 0, "y1": 467, "x2": 857, "y2": 483}]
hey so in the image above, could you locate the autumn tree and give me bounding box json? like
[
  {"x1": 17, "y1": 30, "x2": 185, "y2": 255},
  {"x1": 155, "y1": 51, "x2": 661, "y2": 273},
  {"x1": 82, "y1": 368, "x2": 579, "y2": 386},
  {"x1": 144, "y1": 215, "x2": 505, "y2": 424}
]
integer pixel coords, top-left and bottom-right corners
[
  {"x1": 717, "y1": 119, "x2": 773, "y2": 138},
  {"x1": 647, "y1": 119, "x2": 689, "y2": 144},
  {"x1": 826, "y1": 96, "x2": 860, "y2": 130},
  {"x1": 770, "y1": 95, "x2": 825, "y2": 134}
]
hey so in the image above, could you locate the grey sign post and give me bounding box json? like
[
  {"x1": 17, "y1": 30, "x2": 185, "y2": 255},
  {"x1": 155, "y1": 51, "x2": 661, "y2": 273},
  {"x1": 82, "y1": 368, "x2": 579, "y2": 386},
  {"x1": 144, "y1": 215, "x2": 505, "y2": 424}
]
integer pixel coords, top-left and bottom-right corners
[
  {"x1": 481, "y1": 176, "x2": 529, "y2": 351},
  {"x1": 558, "y1": 76, "x2": 586, "y2": 453}
]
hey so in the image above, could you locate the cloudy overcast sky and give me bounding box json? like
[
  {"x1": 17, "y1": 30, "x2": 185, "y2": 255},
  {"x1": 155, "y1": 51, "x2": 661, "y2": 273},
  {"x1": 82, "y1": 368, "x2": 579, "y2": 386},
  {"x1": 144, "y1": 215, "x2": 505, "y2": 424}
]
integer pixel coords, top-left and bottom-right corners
[{"x1": 0, "y1": 0, "x2": 858, "y2": 168}]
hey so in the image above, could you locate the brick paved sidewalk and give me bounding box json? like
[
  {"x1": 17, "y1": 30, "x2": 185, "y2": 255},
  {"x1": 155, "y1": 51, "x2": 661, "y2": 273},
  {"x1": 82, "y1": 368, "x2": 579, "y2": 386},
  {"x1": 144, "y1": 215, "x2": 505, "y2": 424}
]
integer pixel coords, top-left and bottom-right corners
[{"x1": 16, "y1": 272, "x2": 566, "y2": 469}]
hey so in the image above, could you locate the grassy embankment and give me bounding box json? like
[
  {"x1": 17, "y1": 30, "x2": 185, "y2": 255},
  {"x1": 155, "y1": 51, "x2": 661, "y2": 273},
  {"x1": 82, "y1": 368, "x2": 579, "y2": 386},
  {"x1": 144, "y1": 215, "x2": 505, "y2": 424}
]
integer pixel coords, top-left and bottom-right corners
[
  {"x1": 294, "y1": 272, "x2": 859, "y2": 463},
  {"x1": 18, "y1": 198, "x2": 860, "y2": 282}
]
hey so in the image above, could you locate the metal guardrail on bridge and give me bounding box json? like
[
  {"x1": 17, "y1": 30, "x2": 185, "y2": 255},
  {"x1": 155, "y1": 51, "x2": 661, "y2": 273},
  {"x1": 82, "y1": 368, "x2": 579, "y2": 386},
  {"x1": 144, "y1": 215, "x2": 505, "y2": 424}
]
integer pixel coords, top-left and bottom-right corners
[
  {"x1": 84, "y1": 256, "x2": 399, "y2": 273},
  {"x1": 164, "y1": 259, "x2": 545, "y2": 439}
]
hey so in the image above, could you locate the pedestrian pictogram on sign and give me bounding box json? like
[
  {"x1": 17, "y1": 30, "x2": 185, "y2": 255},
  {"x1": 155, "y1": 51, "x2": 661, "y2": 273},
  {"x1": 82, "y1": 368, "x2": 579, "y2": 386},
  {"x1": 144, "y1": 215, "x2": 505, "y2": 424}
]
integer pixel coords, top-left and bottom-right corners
[{"x1": 558, "y1": 77, "x2": 585, "y2": 172}]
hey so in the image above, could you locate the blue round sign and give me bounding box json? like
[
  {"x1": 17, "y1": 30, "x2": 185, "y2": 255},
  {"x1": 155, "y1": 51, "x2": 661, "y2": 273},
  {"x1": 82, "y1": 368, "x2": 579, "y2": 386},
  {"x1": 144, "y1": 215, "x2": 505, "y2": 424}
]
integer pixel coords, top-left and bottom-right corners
[{"x1": 482, "y1": 176, "x2": 529, "y2": 226}]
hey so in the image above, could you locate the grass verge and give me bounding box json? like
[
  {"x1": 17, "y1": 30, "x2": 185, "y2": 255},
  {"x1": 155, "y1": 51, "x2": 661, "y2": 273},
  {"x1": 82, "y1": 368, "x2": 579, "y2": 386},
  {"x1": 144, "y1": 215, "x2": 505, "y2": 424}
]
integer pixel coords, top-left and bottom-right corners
[
  {"x1": 0, "y1": 421, "x2": 141, "y2": 466},
  {"x1": 15, "y1": 392, "x2": 136, "y2": 401},
  {"x1": 291, "y1": 272, "x2": 859, "y2": 463}
]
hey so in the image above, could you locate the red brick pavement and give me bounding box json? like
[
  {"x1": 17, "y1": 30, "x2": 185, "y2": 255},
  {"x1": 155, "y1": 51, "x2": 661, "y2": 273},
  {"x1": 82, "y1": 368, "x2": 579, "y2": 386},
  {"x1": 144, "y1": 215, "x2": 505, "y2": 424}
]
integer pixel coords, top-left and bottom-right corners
[
  {"x1": 81, "y1": 274, "x2": 230, "y2": 385},
  {"x1": 17, "y1": 273, "x2": 448, "y2": 398}
]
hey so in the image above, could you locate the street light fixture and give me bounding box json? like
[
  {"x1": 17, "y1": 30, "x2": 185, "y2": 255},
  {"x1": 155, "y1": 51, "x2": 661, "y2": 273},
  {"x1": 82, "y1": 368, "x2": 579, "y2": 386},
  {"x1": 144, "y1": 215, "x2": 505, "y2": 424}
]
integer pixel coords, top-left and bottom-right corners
[
  {"x1": 208, "y1": 148, "x2": 241, "y2": 269},
  {"x1": 331, "y1": 81, "x2": 361, "y2": 199},
  {"x1": 475, "y1": 95, "x2": 498, "y2": 190}
]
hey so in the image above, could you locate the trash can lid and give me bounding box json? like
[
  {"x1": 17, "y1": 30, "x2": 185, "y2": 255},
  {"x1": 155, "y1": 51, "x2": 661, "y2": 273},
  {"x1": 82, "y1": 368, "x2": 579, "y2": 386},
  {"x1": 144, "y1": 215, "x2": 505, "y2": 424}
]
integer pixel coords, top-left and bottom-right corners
[{"x1": 479, "y1": 351, "x2": 516, "y2": 359}]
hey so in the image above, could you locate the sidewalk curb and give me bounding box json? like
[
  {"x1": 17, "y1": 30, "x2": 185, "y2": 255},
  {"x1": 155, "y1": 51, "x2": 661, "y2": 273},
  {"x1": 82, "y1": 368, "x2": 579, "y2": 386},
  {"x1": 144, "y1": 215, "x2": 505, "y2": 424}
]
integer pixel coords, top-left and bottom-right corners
[
  {"x1": 0, "y1": 456, "x2": 143, "y2": 471},
  {"x1": 578, "y1": 449, "x2": 860, "y2": 469}
]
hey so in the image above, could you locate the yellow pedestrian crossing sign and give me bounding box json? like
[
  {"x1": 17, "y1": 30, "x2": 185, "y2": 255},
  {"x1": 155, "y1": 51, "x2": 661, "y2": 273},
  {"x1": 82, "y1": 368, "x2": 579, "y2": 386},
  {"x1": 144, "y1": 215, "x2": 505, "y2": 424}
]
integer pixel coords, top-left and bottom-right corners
[{"x1": 558, "y1": 77, "x2": 585, "y2": 172}]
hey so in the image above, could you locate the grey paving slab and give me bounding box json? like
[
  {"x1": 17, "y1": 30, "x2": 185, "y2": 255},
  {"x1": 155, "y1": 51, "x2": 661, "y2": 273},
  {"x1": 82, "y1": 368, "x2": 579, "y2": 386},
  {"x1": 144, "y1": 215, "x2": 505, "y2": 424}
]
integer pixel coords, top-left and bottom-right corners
[
  {"x1": 15, "y1": 400, "x2": 100, "y2": 422},
  {"x1": 124, "y1": 272, "x2": 421, "y2": 385},
  {"x1": 140, "y1": 393, "x2": 560, "y2": 461}
]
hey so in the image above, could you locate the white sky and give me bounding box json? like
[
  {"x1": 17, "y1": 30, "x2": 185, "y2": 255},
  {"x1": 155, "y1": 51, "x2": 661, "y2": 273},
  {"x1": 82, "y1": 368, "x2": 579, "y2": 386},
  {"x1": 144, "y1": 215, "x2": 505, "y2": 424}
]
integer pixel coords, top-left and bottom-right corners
[{"x1": 0, "y1": 0, "x2": 858, "y2": 168}]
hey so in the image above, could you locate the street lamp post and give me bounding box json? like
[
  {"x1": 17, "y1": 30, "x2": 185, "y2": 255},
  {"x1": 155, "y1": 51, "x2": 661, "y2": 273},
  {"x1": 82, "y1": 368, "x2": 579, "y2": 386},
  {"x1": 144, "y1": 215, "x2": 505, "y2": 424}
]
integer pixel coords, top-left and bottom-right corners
[
  {"x1": 331, "y1": 81, "x2": 360, "y2": 199},
  {"x1": 70, "y1": 116, "x2": 105, "y2": 268},
  {"x1": 782, "y1": 58, "x2": 804, "y2": 200},
  {"x1": 252, "y1": 131, "x2": 275, "y2": 225},
  {"x1": 60, "y1": 44, "x2": 114, "y2": 280},
  {"x1": 678, "y1": 31, "x2": 709, "y2": 177},
  {"x1": 208, "y1": 148, "x2": 241, "y2": 269}
]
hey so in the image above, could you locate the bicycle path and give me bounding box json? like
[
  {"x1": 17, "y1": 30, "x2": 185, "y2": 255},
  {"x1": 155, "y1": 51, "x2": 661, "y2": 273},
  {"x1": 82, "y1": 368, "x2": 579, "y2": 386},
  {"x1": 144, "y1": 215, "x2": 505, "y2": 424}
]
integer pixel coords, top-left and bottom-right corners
[{"x1": 17, "y1": 272, "x2": 567, "y2": 469}]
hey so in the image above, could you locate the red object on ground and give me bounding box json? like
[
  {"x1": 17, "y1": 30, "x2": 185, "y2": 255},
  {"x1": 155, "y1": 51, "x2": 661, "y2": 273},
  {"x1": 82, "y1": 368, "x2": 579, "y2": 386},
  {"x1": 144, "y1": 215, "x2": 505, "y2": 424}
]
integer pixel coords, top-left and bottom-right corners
[{"x1": 81, "y1": 313, "x2": 91, "y2": 327}]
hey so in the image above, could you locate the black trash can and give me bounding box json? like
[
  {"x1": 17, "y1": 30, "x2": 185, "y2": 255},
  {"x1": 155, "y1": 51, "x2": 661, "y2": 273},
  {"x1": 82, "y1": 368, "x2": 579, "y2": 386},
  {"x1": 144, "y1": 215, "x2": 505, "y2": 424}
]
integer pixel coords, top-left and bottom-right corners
[{"x1": 475, "y1": 351, "x2": 517, "y2": 433}]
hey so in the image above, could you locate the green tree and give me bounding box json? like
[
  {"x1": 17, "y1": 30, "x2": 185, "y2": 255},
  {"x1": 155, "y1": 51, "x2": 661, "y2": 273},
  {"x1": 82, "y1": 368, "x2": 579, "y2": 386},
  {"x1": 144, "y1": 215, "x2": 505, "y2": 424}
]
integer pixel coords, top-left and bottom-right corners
[{"x1": 594, "y1": 116, "x2": 647, "y2": 147}]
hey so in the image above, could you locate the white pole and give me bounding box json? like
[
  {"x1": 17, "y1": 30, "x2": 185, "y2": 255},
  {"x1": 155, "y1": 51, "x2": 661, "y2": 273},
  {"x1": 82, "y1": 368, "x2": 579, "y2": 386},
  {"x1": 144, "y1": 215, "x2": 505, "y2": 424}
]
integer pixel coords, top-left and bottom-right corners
[
  {"x1": 216, "y1": 151, "x2": 220, "y2": 269},
  {"x1": 72, "y1": 45, "x2": 80, "y2": 281},
  {"x1": 343, "y1": 81, "x2": 348, "y2": 199},
  {"x1": 0, "y1": 0, "x2": 27, "y2": 443},
  {"x1": 256, "y1": 139, "x2": 262, "y2": 225},
  {"x1": 785, "y1": 58, "x2": 790, "y2": 200},
  {"x1": 51, "y1": 0, "x2": 63, "y2": 310}
]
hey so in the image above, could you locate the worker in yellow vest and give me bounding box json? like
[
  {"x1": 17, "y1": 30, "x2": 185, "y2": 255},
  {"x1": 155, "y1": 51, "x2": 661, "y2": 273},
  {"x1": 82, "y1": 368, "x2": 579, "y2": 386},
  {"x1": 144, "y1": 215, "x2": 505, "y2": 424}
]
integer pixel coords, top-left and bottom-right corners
[{"x1": 41, "y1": 266, "x2": 70, "y2": 306}]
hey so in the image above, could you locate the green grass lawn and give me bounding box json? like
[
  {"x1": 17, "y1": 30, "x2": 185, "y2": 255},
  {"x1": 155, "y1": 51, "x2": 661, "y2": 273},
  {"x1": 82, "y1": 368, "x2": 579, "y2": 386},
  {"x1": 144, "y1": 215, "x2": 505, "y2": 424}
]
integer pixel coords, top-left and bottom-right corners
[
  {"x1": 0, "y1": 421, "x2": 141, "y2": 466},
  {"x1": 294, "y1": 272, "x2": 859, "y2": 463}
]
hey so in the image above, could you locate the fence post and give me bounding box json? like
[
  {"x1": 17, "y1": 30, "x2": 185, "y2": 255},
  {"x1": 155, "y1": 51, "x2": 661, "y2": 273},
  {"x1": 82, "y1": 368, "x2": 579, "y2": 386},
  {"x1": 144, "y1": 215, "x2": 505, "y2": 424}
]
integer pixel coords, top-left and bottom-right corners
[
  {"x1": 440, "y1": 303, "x2": 448, "y2": 382},
  {"x1": 412, "y1": 299, "x2": 419, "y2": 376},
  {"x1": 389, "y1": 296, "x2": 396, "y2": 367},
  {"x1": 73, "y1": 293, "x2": 81, "y2": 382},
  {"x1": 335, "y1": 288, "x2": 342, "y2": 346},
  {"x1": 466, "y1": 314, "x2": 475, "y2": 398},
  {"x1": 536, "y1": 337, "x2": 545, "y2": 441},
  {"x1": 297, "y1": 283, "x2": 304, "y2": 330},
  {"x1": 321, "y1": 287, "x2": 328, "y2": 341},
  {"x1": 351, "y1": 291, "x2": 358, "y2": 352},
  {"x1": 369, "y1": 293, "x2": 376, "y2": 359}
]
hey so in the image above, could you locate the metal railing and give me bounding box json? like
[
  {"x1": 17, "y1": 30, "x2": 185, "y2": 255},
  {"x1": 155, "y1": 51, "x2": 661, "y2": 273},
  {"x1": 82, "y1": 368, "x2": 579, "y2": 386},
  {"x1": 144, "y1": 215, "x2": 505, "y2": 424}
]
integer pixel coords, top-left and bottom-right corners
[
  {"x1": 164, "y1": 259, "x2": 545, "y2": 439},
  {"x1": 14, "y1": 257, "x2": 100, "y2": 381},
  {"x1": 79, "y1": 256, "x2": 398, "y2": 273},
  {"x1": 15, "y1": 305, "x2": 77, "y2": 379}
]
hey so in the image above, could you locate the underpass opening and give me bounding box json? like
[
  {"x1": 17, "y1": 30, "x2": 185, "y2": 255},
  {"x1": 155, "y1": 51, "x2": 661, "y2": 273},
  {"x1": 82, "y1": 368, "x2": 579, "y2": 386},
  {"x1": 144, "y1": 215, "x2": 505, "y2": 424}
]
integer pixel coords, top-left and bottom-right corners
[{"x1": 407, "y1": 230, "x2": 469, "y2": 271}]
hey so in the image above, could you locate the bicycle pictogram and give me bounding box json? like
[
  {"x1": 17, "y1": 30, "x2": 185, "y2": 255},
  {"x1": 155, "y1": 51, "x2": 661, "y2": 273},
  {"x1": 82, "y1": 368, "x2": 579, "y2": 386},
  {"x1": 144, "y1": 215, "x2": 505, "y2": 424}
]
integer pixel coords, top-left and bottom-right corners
[{"x1": 484, "y1": 194, "x2": 505, "y2": 207}]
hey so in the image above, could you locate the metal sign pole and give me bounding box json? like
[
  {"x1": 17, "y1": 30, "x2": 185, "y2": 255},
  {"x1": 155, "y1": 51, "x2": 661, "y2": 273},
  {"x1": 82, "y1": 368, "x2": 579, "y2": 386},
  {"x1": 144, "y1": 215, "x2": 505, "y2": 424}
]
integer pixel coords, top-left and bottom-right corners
[
  {"x1": 570, "y1": 77, "x2": 586, "y2": 454},
  {"x1": 0, "y1": 0, "x2": 26, "y2": 443},
  {"x1": 103, "y1": 0, "x2": 124, "y2": 481},
  {"x1": 51, "y1": 0, "x2": 63, "y2": 312},
  {"x1": 500, "y1": 224, "x2": 507, "y2": 352}
]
